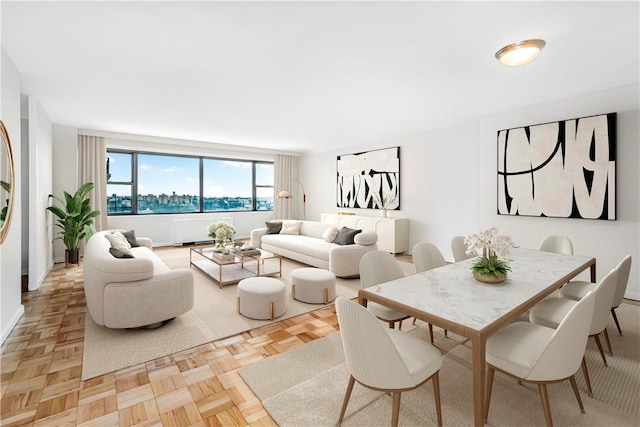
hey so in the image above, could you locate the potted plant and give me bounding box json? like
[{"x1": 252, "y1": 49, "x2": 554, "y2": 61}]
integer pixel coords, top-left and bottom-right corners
[
  {"x1": 47, "y1": 182, "x2": 101, "y2": 264},
  {"x1": 464, "y1": 226, "x2": 517, "y2": 284}
]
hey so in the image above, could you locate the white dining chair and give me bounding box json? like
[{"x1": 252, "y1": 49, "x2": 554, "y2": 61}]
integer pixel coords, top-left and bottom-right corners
[
  {"x1": 559, "y1": 255, "x2": 632, "y2": 336},
  {"x1": 537, "y1": 235, "x2": 574, "y2": 255},
  {"x1": 412, "y1": 242, "x2": 448, "y2": 342},
  {"x1": 413, "y1": 241, "x2": 447, "y2": 273},
  {"x1": 485, "y1": 290, "x2": 596, "y2": 427},
  {"x1": 529, "y1": 267, "x2": 617, "y2": 397},
  {"x1": 359, "y1": 250, "x2": 411, "y2": 330},
  {"x1": 335, "y1": 297, "x2": 443, "y2": 427},
  {"x1": 451, "y1": 235, "x2": 475, "y2": 262}
]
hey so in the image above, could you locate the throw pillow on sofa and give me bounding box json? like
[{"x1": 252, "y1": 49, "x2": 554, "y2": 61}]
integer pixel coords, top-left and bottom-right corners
[
  {"x1": 265, "y1": 221, "x2": 283, "y2": 234},
  {"x1": 109, "y1": 247, "x2": 134, "y2": 258},
  {"x1": 323, "y1": 226, "x2": 339, "y2": 242},
  {"x1": 105, "y1": 231, "x2": 131, "y2": 249},
  {"x1": 121, "y1": 229, "x2": 140, "y2": 247},
  {"x1": 280, "y1": 220, "x2": 302, "y2": 235},
  {"x1": 333, "y1": 226, "x2": 362, "y2": 245}
]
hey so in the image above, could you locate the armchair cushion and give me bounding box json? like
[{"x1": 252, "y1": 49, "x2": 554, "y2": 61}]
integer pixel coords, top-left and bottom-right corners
[
  {"x1": 109, "y1": 247, "x2": 134, "y2": 259},
  {"x1": 121, "y1": 229, "x2": 140, "y2": 247},
  {"x1": 105, "y1": 231, "x2": 131, "y2": 249}
]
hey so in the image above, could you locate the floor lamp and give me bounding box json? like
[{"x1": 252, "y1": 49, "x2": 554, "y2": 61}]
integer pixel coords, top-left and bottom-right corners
[{"x1": 278, "y1": 179, "x2": 306, "y2": 220}]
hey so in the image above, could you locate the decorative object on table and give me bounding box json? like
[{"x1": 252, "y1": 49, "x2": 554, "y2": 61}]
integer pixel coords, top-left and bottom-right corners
[
  {"x1": 207, "y1": 220, "x2": 236, "y2": 249},
  {"x1": 336, "y1": 146, "x2": 400, "y2": 210},
  {"x1": 46, "y1": 182, "x2": 101, "y2": 265},
  {"x1": 497, "y1": 112, "x2": 616, "y2": 220},
  {"x1": 464, "y1": 226, "x2": 516, "y2": 284},
  {"x1": 372, "y1": 192, "x2": 397, "y2": 217}
]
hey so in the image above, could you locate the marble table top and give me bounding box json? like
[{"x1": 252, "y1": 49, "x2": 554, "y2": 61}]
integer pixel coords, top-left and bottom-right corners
[{"x1": 362, "y1": 248, "x2": 595, "y2": 331}]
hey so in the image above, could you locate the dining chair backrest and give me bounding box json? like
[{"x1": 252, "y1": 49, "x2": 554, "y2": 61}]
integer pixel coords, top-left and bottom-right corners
[
  {"x1": 537, "y1": 235, "x2": 574, "y2": 255},
  {"x1": 359, "y1": 250, "x2": 404, "y2": 288},
  {"x1": 528, "y1": 290, "x2": 595, "y2": 381},
  {"x1": 589, "y1": 267, "x2": 618, "y2": 335},
  {"x1": 612, "y1": 255, "x2": 632, "y2": 308},
  {"x1": 412, "y1": 242, "x2": 447, "y2": 273},
  {"x1": 451, "y1": 236, "x2": 474, "y2": 262},
  {"x1": 335, "y1": 297, "x2": 414, "y2": 389}
]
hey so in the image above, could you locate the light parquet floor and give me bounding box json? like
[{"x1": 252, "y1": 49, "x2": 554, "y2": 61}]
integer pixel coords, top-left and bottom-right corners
[{"x1": 1, "y1": 258, "x2": 344, "y2": 427}]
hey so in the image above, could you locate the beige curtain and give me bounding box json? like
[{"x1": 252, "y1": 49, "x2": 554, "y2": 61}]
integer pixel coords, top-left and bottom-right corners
[
  {"x1": 78, "y1": 135, "x2": 107, "y2": 232},
  {"x1": 274, "y1": 154, "x2": 292, "y2": 219}
]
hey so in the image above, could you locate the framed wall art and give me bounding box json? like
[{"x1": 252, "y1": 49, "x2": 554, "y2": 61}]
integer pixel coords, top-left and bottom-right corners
[
  {"x1": 497, "y1": 112, "x2": 616, "y2": 220},
  {"x1": 336, "y1": 146, "x2": 400, "y2": 210}
]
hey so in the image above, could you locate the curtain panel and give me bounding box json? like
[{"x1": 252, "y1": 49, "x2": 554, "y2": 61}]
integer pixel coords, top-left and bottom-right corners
[
  {"x1": 274, "y1": 154, "x2": 292, "y2": 219},
  {"x1": 78, "y1": 135, "x2": 107, "y2": 232}
]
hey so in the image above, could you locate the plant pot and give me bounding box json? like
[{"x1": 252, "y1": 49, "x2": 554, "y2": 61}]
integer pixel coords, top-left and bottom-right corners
[
  {"x1": 66, "y1": 248, "x2": 80, "y2": 266},
  {"x1": 473, "y1": 272, "x2": 506, "y2": 284}
]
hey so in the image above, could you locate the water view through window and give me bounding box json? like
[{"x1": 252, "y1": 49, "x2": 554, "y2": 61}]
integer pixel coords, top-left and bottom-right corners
[{"x1": 106, "y1": 151, "x2": 274, "y2": 215}]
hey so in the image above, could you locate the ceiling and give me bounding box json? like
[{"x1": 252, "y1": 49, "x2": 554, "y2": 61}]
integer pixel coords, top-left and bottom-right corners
[{"x1": 2, "y1": 1, "x2": 638, "y2": 154}]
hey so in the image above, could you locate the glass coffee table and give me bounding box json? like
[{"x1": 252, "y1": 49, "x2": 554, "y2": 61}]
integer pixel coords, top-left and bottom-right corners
[{"x1": 189, "y1": 247, "x2": 282, "y2": 288}]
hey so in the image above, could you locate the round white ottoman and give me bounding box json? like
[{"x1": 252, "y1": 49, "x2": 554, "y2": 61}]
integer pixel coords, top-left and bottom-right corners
[
  {"x1": 291, "y1": 268, "x2": 336, "y2": 304},
  {"x1": 237, "y1": 277, "x2": 287, "y2": 320}
]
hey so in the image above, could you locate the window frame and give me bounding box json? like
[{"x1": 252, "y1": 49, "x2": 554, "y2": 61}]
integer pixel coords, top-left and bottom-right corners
[{"x1": 106, "y1": 149, "x2": 274, "y2": 215}]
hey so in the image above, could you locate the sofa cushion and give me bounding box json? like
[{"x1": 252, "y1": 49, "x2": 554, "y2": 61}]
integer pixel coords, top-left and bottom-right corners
[
  {"x1": 109, "y1": 247, "x2": 134, "y2": 258},
  {"x1": 281, "y1": 220, "x2": 302, "y2": 235},
  {"x1": 265, "y1": 221, "x2": 282, "y2": 234},
  {"x1": 333, "y1": 226, "x2": 362, "y2": 245},
  {"x1": 105, "y1": 231, "x2": 131, "y2": 249},
  {"x1": 262, "y1": 234, "x2": 334, "y2": 261},
  {"x1": 121, "y1": 229, "x2": 140, "y2": 247},
  {"x1": 354, "y1": 231, "x2": 378, "y2": 246},
  {"x1": 323, "y1": 226, "x2": 339, "y2": 242}
]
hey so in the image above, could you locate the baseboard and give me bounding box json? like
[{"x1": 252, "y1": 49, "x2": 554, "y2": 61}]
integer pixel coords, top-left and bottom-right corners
[{"x1": 1, "y1": 304, "x2": 25, "y2": 345}]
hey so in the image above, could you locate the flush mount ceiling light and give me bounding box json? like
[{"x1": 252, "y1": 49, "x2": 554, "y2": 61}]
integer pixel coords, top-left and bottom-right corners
[{"x1": 495, "y1": 39, "x2": 546, "y2": 66}]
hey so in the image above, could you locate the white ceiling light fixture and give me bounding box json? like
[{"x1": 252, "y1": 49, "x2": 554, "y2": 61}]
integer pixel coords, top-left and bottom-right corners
[{"x1": 495, "y1": 39, "x2": 546, "y2": 66}]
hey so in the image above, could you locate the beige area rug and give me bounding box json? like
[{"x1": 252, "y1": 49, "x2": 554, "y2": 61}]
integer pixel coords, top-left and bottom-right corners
[
  {"x1": 81, "y1": 246, "x2": 416, "y2": 380},
  {"x1": 239, "y1": 303, "x2": 640, "y2": 426}
]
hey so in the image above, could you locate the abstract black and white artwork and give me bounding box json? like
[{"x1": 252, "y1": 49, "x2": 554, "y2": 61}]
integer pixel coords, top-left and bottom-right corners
[
  {"x1": 336, "y1": 146, "x2": 400, "y2": 209},
  {"x1": 497, "y1": 113, "x2": 616, "y2": 220}
]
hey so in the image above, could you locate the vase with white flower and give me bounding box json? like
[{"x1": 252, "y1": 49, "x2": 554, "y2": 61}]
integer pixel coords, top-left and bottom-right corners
[
  {"x1": 464, "y1": 227, "x2": 517, "y2": 284},
  {"x1": 372, "y1": 192, "x2": 397, "y2": 218},
  {"x1": 207, "y1": 221, "x2": 236, "y2": 250}
]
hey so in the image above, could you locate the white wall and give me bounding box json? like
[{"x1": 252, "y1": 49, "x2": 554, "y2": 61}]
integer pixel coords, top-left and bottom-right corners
[
  {"x1": 27, "y1": 97, "x2": 53, "y2": 290},
  {"x1": 51, "y1": 124, "x2": 78, "y2": 262},
  {"x1": 302, "y1": 84, "x2": 639, "y2": 301},
  {"x1": 1, "y1": 48, "x2": 24, "y2": 343}
]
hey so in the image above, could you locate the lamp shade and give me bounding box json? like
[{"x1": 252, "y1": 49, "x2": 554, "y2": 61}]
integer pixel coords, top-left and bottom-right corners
[
  {"x1": 495, "y1": 39, "x2": 545, "y2": 66},
  {"x1": 278, "y1": 190, "x2": 292, "y2": 199}
]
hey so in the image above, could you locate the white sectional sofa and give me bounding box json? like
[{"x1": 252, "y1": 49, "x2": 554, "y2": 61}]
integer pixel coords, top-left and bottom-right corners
[
  {"x1": 83, "y1": 230, "x2": 194, "y2": 328},
  {"x1": 250, "y1": 220, "x2": 378, "y2": 278}
]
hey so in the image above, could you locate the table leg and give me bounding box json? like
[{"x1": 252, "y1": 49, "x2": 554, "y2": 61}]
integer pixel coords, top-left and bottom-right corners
[{"x1": 471, "y1": 333, "x2": 486, "y2": 427}]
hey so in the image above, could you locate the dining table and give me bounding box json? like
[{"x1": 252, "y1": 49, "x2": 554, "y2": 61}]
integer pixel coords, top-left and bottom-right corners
[{"x1": 358, "y1": 248, "x2": 596, "y2": 427}]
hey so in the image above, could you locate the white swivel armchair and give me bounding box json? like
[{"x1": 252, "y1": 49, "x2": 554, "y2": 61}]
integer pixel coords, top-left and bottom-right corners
[
  {"x1": 537, "y1": 235, "x2": 574, "y2": 255},
  {"x1": 559, "y1": 255, "x2": 632, "y2": 336},
  {"x1": 359, "y1": 250, "x2": 410, "y2": 329},
  {"x1": 451, "y1": 235, "x2": 475, "y2": 262},
  {"x1": 412, "y1": 242, "x2": 448, "y2": 342},
  {"x1": 529, "y1": 267, "x2": 618, "y2": 397},
  {"x1": 485, "y1": 291, "x2": 596, "y2": 427},
  {"x1": 336, "y1": 297, "x2": 443, "y2": 427}
]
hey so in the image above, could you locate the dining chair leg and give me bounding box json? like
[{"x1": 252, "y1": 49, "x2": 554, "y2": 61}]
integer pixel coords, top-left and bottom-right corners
[
  {"x1": 398, "y1": 319, "x2": 404, "y2": 331},
  {"x1": 537, "y1": 383, "x2": 554, "y2": 427},
  {"x1": 581, "y1": 357, "x2": 593, "y2": 398},
  {"x1": 603, "y1": 328, "x2": 613, "y2": 356},
  {"x1": 444, "y1": 329, "x2": 448, "y2": 337},
  {"x1": 611, "y1": 307, "x2": 623, "y2": 335},
  {"x1": 592, "y1": 334, "x2": 608, "y2": 366},
  {"x1": 569, "y1": 375, "x2": 586, "y2": 414},
  {"x1": 484, "y1": 366, "x2": 495, "y2": 422},
  {"x1": 338, "y1": 375, "x2": 355, "y2": 425},
  {"x1": 391, "y1": 391, "x2": 401, "y2": 427},
  {"x1": 428, "y1": 323, "x2": 434, "y2": 344},
  {"x1": 432, "y1": 372, "x2": 442, "y2": 426}
]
